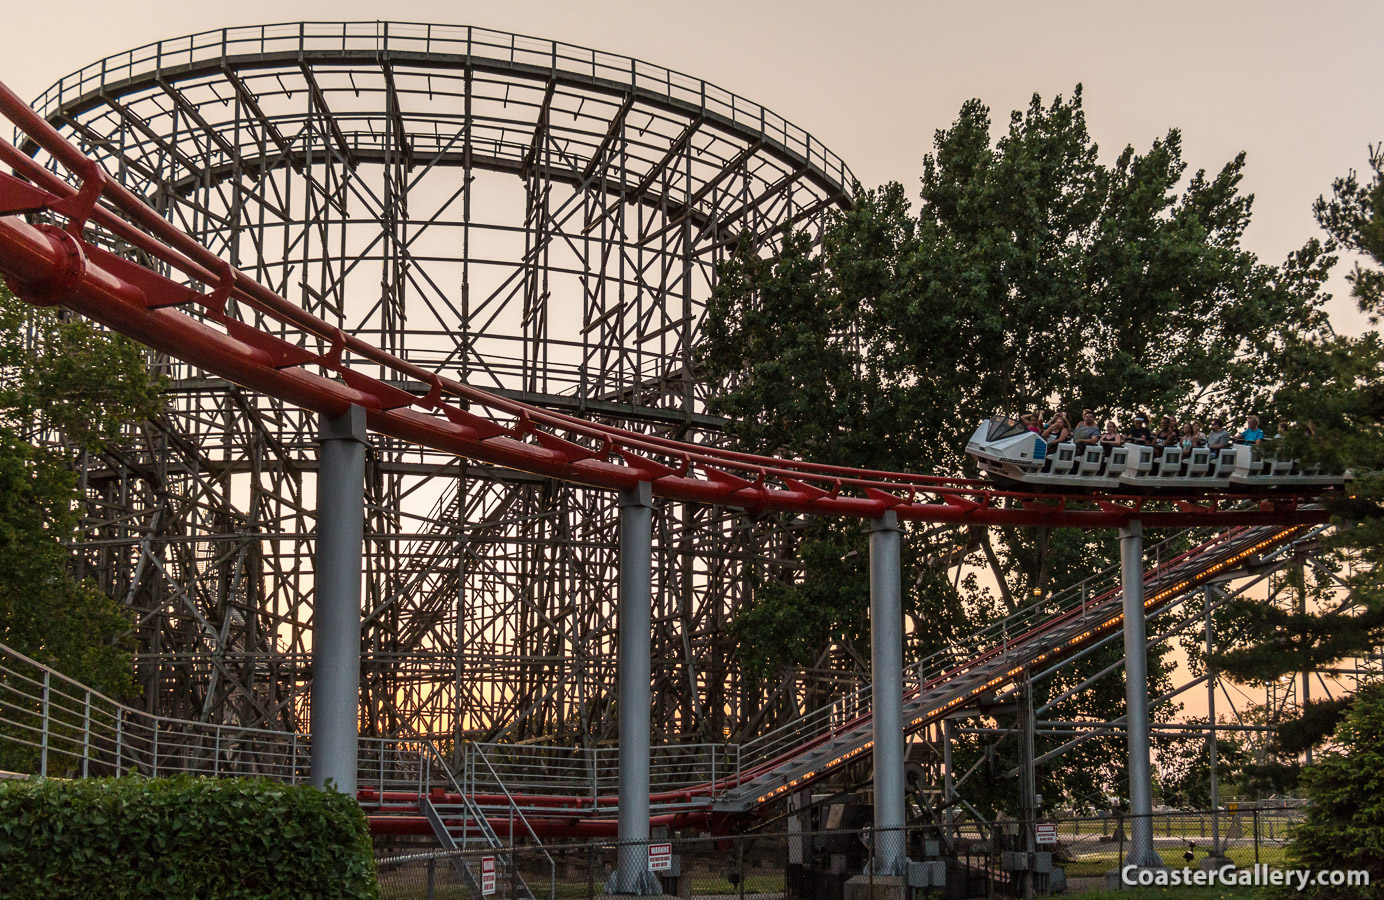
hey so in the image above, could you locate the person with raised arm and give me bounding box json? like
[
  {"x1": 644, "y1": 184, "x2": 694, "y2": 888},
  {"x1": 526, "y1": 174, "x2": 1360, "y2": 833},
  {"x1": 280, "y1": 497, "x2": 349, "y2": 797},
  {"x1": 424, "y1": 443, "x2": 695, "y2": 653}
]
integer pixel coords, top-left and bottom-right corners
[{"x1": 1042, "y1": 411, "x2": 1072, "y2": 453}]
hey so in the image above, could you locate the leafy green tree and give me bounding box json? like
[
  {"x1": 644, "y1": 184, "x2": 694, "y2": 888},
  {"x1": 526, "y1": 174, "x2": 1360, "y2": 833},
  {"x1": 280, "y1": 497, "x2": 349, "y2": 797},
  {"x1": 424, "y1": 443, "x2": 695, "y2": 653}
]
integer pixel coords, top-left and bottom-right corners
[
  {"x1": 1284, "y1": 684, "x2": 1384, "y2": 899},
  {"x1": 698, "y1": 87, "x2": 1330, "y2": 793},
  {"x1": 0, "y1": 280, "x2": 163, "y2": 695},
  {"x1": 702, "y1": 87, "x2": 1330, "y2": 484}
]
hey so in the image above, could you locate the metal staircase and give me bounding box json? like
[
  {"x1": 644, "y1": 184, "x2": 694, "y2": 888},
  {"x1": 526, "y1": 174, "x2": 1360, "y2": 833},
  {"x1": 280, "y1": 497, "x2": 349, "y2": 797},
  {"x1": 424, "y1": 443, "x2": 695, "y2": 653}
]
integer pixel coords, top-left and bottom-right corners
[
  {"x1": 419, "y1": 741, "x2": 543, "y2": 900},
  {"x1": 711, "y1": 521, "x2": 1317, "y2": 812}
]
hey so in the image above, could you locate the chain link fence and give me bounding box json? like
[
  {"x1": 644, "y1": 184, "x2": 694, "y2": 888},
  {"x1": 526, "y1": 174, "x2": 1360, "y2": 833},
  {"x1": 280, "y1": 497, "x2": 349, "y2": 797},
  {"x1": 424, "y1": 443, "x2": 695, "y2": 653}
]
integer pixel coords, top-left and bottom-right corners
[{"x1": 377, "y1": 803, "x2": 1306, "y2": 899}]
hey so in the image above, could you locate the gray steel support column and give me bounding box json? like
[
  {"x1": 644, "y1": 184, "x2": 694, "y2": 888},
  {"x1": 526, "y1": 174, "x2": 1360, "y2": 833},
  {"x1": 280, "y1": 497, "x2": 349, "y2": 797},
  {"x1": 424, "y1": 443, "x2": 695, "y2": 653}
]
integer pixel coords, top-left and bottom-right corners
[
  {"x1": 613, "y1": 483, "x2": 656, "y2": 895},
  {"x1": 942, "y1": 718, "x2": 956, "y2": 836},
  {"x1": 1119, "y1": 520, "x2": 1160, "y2": 868},
  {"x1": 1297, "y1": 565, "x2": 1313, "y2": 767},
  {"x1": 1205, "y1": 586, "x2": 1223, "y2": 859},
  {"x1": 869, "y1": 510, "x2": 906, "y2": 875},
  {"x1": 311, "y1": 405, "x2": 367, "y2": 795},
  {"x1": 1021, "y1": 678, "x2": 1037, "y2": 899}
]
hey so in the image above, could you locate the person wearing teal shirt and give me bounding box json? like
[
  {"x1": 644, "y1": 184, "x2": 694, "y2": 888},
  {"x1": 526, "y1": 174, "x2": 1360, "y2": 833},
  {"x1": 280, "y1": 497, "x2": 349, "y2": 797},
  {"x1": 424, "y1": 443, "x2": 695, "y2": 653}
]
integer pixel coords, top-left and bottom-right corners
[{"x1": 1240, "y1": 415, "x2": 1264, "y2": 444}]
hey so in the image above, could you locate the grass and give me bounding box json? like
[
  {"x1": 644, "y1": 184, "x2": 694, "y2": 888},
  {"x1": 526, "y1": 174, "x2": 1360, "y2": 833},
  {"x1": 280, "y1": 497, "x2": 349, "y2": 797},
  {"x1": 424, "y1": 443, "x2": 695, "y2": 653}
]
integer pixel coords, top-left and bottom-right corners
[
  {"x1": 1065, "y1": 847, "x2": 1292, "y2": 878},
  {"x1": 1076, "y1": 886, "x2": 1264, "y2": 900},
  {"x1": 1059, "y1": 815, "x2": 1302, "y2": 841}
]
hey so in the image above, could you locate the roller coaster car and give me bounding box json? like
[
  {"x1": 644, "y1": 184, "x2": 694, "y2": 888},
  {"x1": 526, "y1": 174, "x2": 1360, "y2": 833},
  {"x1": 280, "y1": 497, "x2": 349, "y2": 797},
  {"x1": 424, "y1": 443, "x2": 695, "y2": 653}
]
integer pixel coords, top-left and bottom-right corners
[{"x1": 965, "y1": 417, "x2": 1343, "y2": 493}]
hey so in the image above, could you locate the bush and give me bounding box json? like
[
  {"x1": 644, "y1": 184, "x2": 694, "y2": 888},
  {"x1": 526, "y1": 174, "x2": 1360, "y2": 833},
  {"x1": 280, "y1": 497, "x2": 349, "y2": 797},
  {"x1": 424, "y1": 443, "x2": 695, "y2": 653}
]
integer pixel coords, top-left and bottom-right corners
[{"x1": 0, "y1": 776, "x2": 378, "y2": 899}]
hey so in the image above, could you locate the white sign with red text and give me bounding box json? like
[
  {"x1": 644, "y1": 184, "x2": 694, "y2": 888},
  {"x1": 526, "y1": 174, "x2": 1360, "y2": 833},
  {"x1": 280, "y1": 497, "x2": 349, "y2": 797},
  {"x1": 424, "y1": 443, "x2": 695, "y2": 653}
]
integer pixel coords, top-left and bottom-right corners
[
  {"x1": 649, "y1": 843, "x2": 672, "y2": 872},
  {"x1": 480, "y1": 856, "x2": 496, "y2": 894}
]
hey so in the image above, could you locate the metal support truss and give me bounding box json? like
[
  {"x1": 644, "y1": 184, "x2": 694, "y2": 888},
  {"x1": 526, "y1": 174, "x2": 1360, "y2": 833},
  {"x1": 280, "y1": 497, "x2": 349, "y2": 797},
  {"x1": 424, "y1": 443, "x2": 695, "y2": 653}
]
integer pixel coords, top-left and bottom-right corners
[{"x1": 19, "y1": 22, "x2": 852, "y2": 743}]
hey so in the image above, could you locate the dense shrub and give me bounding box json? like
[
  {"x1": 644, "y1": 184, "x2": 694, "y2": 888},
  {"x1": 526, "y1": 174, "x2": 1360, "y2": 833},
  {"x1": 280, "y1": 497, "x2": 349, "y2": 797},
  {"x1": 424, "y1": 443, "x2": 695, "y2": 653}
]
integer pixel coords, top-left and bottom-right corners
[{"x1": 0, "y1": 776, "x2": 378, "y2": 899}]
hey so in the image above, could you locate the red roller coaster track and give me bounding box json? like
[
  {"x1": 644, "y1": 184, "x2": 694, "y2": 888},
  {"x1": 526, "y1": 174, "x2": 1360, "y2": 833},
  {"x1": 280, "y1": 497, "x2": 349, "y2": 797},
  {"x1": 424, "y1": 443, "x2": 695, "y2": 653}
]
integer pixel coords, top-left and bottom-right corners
[
  {"x1": 0, "y1": 72, "x2": 1345, "y2": 844},
  {"x1": 0, "y1": 78, "x2": 1332, "y2": 532}
]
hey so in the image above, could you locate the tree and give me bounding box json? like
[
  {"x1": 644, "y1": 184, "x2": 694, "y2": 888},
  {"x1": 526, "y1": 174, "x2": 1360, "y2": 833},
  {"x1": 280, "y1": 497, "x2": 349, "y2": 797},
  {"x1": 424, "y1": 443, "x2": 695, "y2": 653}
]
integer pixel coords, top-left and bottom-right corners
[
  {"x1": 0, "y1": 280, "x2": 163, "y2": 695},
  {"x1": 1214, "y1": 146, "x2": 1384, "y2": 769},
  {"x1": 1285, "y1": 684, "x2": 1384, "y2": 899},
  {"x1": 702, "y1": 86, "x2": 1330, "y2": 484},
  {"x1": 697, "y1": 86, "x2": 1330, "y2": 796}
]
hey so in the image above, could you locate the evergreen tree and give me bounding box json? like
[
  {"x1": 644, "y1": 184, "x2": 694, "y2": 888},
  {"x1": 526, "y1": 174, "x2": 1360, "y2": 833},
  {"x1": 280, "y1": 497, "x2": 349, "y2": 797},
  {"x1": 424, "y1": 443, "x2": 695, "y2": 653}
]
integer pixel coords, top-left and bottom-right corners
[
  {"x1": 1285, "y1": 684, "x2": 1384, "y2": 899},
  {"x1": 1214, "y1": 146, "x2": 1384, "y2": 770}
]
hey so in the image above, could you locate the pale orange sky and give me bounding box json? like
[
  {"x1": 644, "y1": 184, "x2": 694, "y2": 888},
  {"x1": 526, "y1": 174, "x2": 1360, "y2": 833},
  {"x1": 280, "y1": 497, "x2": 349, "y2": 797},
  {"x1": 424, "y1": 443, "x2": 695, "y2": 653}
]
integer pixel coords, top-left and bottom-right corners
[{"x1": 3, "y1": 0, "x2": 1382, "y2": 333}]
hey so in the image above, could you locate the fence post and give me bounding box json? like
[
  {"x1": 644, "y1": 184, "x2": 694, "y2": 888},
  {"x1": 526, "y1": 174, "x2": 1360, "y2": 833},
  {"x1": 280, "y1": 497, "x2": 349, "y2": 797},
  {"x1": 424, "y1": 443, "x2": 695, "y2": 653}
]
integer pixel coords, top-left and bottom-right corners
[
  {"x1": 39, "y1": 671, "x2": 50, "y2": 777},
  {"x1": 291, "y1": 731, "x2": 299, "y2": 785},
  {"x1": 988, "y1": 825, "x2": 997, "y2": 900},
  {"x1": 81, "y1": 690, "x2": 91, "y2": 778},
  {"x1": 738, "y1": 838, "x2": 746, "y2": 900},
  {"x1": 1254, "y1": 807, "x2": 1260, "y2": 866},
  {"x1": 213, "y1": 726, "x2": 221, "y2": 776},
  {"x1": 152, "y1": 721, "x2": 159, "y2": 778},
  {"x1": 868, "y1": 831, "x2": 875, "y2": 895},
  {"x1": 426, "y1": 855, "x2": 436, "y2": 900},
  {"x1": 115, "y1": 709, "x2": 123, "y2": 774}
]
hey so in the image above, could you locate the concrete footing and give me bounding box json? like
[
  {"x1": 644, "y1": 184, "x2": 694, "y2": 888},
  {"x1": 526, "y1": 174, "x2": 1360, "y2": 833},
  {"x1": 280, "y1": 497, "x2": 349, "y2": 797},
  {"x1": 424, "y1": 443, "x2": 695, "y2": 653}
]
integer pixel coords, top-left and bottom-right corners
[{"x1": 844, "y1": 874, "x2": 907, "y2": 900}]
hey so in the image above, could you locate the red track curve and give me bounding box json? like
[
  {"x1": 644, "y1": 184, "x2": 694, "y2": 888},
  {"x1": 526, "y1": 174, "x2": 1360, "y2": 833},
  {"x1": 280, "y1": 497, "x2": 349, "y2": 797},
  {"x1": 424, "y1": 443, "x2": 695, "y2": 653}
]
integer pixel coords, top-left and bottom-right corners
[
  {"x1": 0, "y1": 79, "x2": 1333, "y2": 531},
  {"x1": 0, "y1": 75, "x2": 1342, "y2": 842}
]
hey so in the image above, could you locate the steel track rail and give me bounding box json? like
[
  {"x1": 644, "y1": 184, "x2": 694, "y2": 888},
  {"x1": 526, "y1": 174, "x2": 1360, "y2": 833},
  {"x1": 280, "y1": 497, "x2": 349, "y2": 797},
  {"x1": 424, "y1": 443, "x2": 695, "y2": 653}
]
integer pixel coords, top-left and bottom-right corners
[{"x1": 0, "y1": 78, "x2": 1333, "y2": 530}]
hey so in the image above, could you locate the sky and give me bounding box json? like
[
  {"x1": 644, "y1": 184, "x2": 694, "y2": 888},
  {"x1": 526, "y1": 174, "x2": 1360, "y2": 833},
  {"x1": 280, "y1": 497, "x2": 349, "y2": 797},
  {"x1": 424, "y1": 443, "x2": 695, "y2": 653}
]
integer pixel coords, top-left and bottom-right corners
[{"x1": 4, "y1": 0, "x2": 1382, "y2": 333}]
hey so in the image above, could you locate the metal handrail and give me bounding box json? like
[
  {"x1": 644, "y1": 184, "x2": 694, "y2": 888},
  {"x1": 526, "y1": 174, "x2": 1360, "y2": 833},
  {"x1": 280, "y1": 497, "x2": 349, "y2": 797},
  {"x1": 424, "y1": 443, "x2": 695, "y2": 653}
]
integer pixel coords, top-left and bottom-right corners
[
  {"x1": 466, "y1": 742, "x2": 554, "y2": 900},
  {"x1": 0, "y1": 518, "x2": 1313, "y2": 822},
  {"x1": 0, "y1": 642, "x2": 307, "y2": 780},
  {"x1": 468, "y1": 743, "x2": 556, "y2": 850},
  {"x1": 425, "y1": 741, "x2": 510, "y2": 873},
  {"x1": 734, "y1": 521, "x2": 1281, "y2": 779}
]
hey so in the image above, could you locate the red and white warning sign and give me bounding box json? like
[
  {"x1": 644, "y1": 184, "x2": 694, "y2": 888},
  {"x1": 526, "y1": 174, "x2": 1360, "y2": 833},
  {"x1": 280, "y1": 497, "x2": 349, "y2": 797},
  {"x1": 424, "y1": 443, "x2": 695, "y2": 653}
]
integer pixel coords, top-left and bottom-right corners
[
  {"x1": 648, "y1": 842, "x2": 673, "y2": 872},
  {"x1": 480, "y1": 856, "x2": 497, "y2": 894},
  {"x1": 1035, "y1": 823, "x2": 1058, "y2": 846}
]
